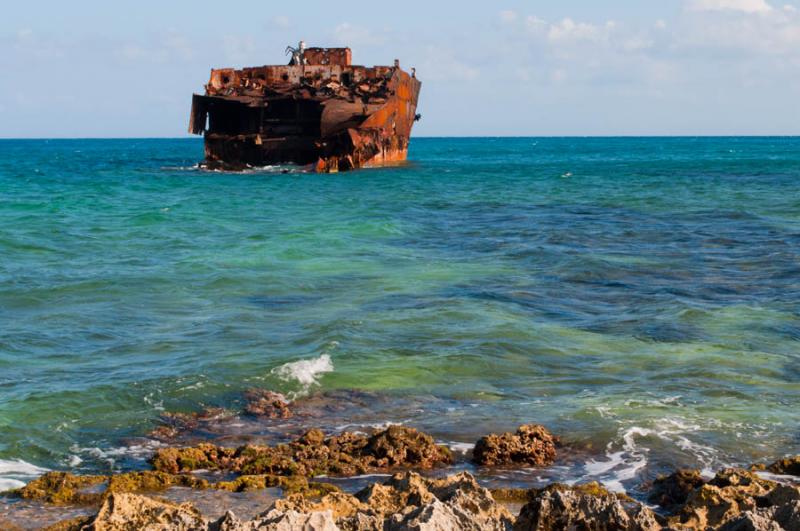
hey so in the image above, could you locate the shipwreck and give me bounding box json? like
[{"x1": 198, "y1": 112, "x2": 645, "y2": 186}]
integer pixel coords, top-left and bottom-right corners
[{"x1": 188, "y1": 42, "x2": 421, "y2": 172}]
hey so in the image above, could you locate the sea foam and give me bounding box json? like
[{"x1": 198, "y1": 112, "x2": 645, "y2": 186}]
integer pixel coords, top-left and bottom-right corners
[
  {"x1": 271, "y1": 353, "x2": 334, "y2": 398},
  {"x1": 0, "y1": 459, "x2": 49, "y2": 492}
]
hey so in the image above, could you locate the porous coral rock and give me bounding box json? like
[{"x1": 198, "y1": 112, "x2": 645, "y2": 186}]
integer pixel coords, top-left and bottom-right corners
[
  {"x1": 675, "y1": 468, "x2": 778, "y2": 530},
  {"x1": 151, "y1": 426, "x2": 452, "y2": 479},
  {"x1": 88, "y1": 492, "x2": 206, "y2": 530},
  {"x1": 513, "y1": 482, "x2": 661, "y2": 531},
  {"x1": 473, "y1": 425, "x2": 557, "y2": 467}
]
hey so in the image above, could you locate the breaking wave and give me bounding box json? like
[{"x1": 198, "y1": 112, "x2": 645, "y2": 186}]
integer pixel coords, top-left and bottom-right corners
[
  {"x1": 271, "y1": 353, "x2": 335, "y2": 398},
  {"x1": 581, "y1": 417, "x2": 724, "y2": 493},
  {"x1": 0, "y1": 459, "x2": 49, "y2": 491}
]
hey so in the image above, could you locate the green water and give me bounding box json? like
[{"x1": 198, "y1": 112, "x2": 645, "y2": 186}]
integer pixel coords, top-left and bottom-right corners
[{"x1": 0, "y1": 137, "x2": 799, "y2": 492}]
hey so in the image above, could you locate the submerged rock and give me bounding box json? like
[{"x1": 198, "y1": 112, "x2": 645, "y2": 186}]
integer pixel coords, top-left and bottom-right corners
[
  {"x1": 514, "y1": 482, "x2": 661, "y2": 531},
  {"x1": 648, "y1": 469, "x2": 707, "y2": 512},
  {"x1": 11, "y1": 470, "x2": 210, "y2": 506},
  {"x1": 152, "y1": 426, "x2": 453, "y2": 478},
  {"x1": 243, "y1": 389, "x2": 292, "y2": 419},
  {"x1": 12, "y1": 472, "x2": 107, "y2": 505},
  {"x1": 149, "y1": 408, "x2": 234, "y2": 441},
  {"x1": 472, "y1": 425, "x2": 557, "y2": 467}
]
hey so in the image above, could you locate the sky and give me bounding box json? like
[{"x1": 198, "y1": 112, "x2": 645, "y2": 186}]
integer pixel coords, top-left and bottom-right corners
[{"x1": 1, "y1": 0, "x2": 799, "y2": 137}]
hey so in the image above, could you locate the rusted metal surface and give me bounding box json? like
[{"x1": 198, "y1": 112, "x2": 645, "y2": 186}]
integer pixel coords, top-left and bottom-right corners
[{"x1": 188, "y1": 45, "x2": 421, "y2": 172}]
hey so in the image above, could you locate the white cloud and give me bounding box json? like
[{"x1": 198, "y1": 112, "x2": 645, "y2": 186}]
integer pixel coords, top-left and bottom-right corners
[
  {"x1": 686, "y1": 0, "x2": 773, "y2": 13},
  {"x1": 547, "y1": 18, "x2": 615, "y2": 44}
]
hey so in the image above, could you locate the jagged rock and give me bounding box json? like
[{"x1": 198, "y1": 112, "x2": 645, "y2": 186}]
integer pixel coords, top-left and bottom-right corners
[
  {"x1": 243, "y1": 389, "x2": 292, "y2": 419},
  {"x1": 767, "y1": 456, "x2": 800, "y2": 477},
  {"x1": 675, "y1": 468, "x2": 778, "y2": 529},
  {"x1": 222, "y1": 472, "x2": 512, "y2": 531},
  {"x1": 250, "y1": 508, "x2": 339, "y2": 530},
  {"x1": 719, "y1": 500, "x2": 800, "y2": 531},
  {"x1": 513, "y1": 483, "x2": 661, "y2": 531},
  {"x1": 152, "y1": 426, "x2": 452, "y2": 478},
  {"x1": 88, "y1": 492, "x2": 206, "y2": 530},
  {"x1": 648, "y1": 469, "x2": 706, "y2": 512},
  {"x1": 472, "y1": 425, "x2": 557, "y2": 467}
]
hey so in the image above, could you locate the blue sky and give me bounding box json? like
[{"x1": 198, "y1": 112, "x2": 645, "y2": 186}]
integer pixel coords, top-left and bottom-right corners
[{"x1": 1, "y1": 0, "x2": 799, "y2": 137}]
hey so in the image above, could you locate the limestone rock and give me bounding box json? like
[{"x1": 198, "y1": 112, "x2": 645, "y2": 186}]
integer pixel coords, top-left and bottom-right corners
[
  {"x1": 87, "y1": 492, "x2": 206, "y2": 530},
  {"x1": 246, "y1": 471, "x2": 513, "y2": 531},
  {"x1": 473, "y1": 425, "x2": 557, "y2": 467},
  {"x1": 513, "y1": 483, "x2": 661, "y2": 531},
  {"x1": 676, "y1": 468, "x2": 778, "y2": 529}
]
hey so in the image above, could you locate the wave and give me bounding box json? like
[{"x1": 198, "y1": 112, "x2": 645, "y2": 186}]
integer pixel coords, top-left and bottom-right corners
[
  {"x1": 271, "y1": 353, "x2": 335, "y2": 399},
  {"x1": 581, "y1": 417, "x2": 724, "y2": 493},
  {"x1": 0, "y1": 459, "x2": 49, "y2": 492}
]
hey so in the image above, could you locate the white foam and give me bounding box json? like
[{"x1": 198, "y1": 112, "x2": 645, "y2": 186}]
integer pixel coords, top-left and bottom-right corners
[
  {"x1": 582, "y1": 417, "x2": 728, "y2": 493},
  {"x1": 447, "y1": 442, "x2": 475, "y2": 454},
  {"x1": 272, "y1": 353, "x2": 334, "y2": 398},
  {"x1": 0, "y1": 459, "x2": 49, "y2": 492},
  {"x1": 584, "y1": 427, "x2": 651, "y2": 493},
  {"x1": 0, "y1": 478, "x2": 26, "y2": 491}
]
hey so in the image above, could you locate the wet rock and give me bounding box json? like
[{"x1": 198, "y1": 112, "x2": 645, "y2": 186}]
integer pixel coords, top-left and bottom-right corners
[
  {"x1": 214, "y1": 474, "x2": 339, "y2": 498},
  {"x1": 513, "y1": 482, "x2": 661, "y2": 531},
  {"x1": 12, "y1": 471, "x2": 107, "y2": 505},
  {"x1": 243, "y1": 389, "x2": 292, "y2": 419},
  {"x1": 473, "y1": 425, "x2": 557, "y2": 467},
  {"x1": 11, "y1": 471, "x2": 210, "y2": 506},
  {"x1": 648, "y1": 469, "x2": 706, "y2": 512},
  {"x1": 88, "y1": 492, "x2": 206, "y2": 530},
  {"x1": 152, "y1": 443, "x2": 238, "y2": 475},
  {"x1": 152, "y1": 426, "x2": 452, "y2": 479},
  {"x1": 43, "y1": 516, "x2": 94, "y2": 531},
  {"x1": 0, "y1": 518, "x2": 24, "y2": 531},
  {"x1": 675, "y1": 468, "x2": 778, "y2": 529},
  {"x1": 106, "y1": 471, "x2": 209, "y2": 495},
  {"x1": 767, "y1": 456, "x2": 800, "y2": 477},
  {"x1": 365, "y1": 425, "x2": 454, "y2": 469}
]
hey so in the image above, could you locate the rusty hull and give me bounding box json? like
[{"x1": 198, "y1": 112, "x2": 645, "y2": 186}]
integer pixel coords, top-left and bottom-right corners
[{"x1": 188, "y1": 47, "x2": 421, "y2": 172}]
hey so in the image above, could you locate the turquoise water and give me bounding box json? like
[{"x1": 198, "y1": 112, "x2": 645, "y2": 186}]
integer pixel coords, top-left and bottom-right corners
[{"x1": 1, "y1": 137, "x2": 799, "y2": 494}]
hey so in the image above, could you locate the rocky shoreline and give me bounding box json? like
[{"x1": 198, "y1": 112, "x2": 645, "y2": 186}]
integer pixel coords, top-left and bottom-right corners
[{"x1": 1, "y1": 392, "x2": 799, "y2": 530}]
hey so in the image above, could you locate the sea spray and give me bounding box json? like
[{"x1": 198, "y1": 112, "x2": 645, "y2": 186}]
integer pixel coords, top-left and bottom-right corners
[
  {"x1": 271, "y1": 353, "x2": 335, "y2": 399},
  {"x1": 0, "y1": 459, "x2": 49, "y2": 492}
]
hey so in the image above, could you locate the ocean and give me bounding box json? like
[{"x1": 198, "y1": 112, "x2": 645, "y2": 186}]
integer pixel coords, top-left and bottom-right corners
[{"x1": 1, "y1": 137, "x2": 799, "y2": 498}]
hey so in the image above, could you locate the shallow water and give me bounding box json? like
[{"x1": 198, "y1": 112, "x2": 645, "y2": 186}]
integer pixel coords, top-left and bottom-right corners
[{"x1": 0, "y1": 137, "x2": 799, "y2": 496}]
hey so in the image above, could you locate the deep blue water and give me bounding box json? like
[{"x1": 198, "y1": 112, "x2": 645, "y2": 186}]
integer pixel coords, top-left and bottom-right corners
[{"x1": 0, "y1": 137, "x2": 799, "y2": 494}]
